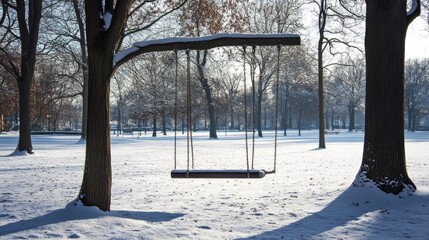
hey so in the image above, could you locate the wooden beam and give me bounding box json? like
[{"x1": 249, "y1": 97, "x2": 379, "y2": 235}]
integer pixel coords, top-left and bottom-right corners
[{"x1": 114, "y1": 33, "x2": 301, "y2": 68}]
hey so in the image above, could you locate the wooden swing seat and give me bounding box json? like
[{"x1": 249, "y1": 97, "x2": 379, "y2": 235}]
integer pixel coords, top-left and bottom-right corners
[{"x1": 171, "y1": 169, "x2": 266, "y2": 179}]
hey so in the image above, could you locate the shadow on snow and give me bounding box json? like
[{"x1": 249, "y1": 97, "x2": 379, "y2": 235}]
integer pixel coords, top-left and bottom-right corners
[
  {"x1": 0, "y1": 200, "x2": 185, "y2": 237},
  {"x1": 239, "y1": 186, "x2": 429, "y2": 239}
]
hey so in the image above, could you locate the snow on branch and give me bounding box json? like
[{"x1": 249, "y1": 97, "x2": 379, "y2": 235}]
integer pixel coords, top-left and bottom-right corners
[{"x1": 113, "y1": 33, "x2": 301, "y2": 68}]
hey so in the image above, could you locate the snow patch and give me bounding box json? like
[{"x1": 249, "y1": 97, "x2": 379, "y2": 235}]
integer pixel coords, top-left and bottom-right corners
[{"x1": 103, "y1": 12, "x2": 112, "y2": 30}]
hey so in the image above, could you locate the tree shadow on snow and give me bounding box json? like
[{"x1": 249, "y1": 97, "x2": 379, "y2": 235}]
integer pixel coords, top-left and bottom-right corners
[
  {"x1": 0, "y1": 199, "x2": 185, "y2": 237},
  {"x1": 240, "y1": 186, "x2": 429, "y2": 239}
]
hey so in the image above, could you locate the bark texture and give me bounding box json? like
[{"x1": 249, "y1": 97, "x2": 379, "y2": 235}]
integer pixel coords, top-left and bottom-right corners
[
  {"x1": 79, "y1": 0, "x2": 131, "y2": 211},
  {"x1": 356, "y1": 0, "x2": 420, "y2": 194}
]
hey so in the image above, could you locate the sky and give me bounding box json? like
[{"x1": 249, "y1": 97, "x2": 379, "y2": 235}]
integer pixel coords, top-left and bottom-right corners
[{"x1": 405, "y1": 17, "x2": 429, "y2": 59}]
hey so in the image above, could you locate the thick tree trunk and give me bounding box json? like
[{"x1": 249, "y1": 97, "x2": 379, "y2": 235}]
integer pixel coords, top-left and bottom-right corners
[
  {"x1": 17, "y1": 76, "x2": 33, "y2": 153},
  {"x1": 14, "y1": 0, "x2": 42, "y2": 154},
  {"x1": 356, "y1": 0, "x2": 417, "y2": 194},
  {"x1": 79, "y1": 0, "x2": 133, "y2": 211},
  {"x1": 79, "y1": 50, "x2": 112, "y2": 211}
]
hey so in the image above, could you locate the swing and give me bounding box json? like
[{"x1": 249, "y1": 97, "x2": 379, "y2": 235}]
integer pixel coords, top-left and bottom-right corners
[{"x1": 171, "y1": 43, "x2": 285, "y2": 179}]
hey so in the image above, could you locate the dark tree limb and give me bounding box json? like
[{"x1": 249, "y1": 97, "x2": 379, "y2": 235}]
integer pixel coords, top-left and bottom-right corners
[
  {"x1": 407, "y1": 0, "x2": 421, "y2": 26},
  {"x1": 114, "y1": 33, "x2": 301, "y2": 69}
]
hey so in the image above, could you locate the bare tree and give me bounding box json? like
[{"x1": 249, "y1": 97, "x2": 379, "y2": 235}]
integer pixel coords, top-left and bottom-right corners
[
  {"x1": 243, "y1": 0, "x2": 304, "y2": 137},
  {"x1": 79, "y1": 0, "x2": 187, "y2": 211},
  {"x1": 179, "y1": 0, "x2": 244, "y2": 138},
  {"x1": 0, "y1": 0, "x2": 43, "y2": 153},
  {"x1": 310, "y1": 0, "x2": 364, "y2": 148},
  {"x1": 405, "y1": 58, "x2": 429, "y2": 132}
]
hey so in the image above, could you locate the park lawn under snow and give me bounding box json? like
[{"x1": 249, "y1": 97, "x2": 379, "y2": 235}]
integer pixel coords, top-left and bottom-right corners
[{"x1": 0, "y1": 130, "x2": 428, "y2": 239}]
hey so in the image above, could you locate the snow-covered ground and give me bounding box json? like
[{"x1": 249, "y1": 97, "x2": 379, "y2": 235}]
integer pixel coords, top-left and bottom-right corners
[{"x1": 0, "y1": 130, "x2": 428, "y2": 239}]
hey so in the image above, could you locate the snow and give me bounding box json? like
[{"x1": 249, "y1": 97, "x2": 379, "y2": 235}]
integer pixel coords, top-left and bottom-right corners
[
  {"x1": 0, "y1": 130, "x2": 428, "y2": 239},
  {"x1": 103, "y1": 12, "x2": 113, "y2": 30},
  {"x1": 407, "y1": 0, "x2": 418, "y2": 17},
  {"x1": 113, "y1": 33, "x2": 300, "y2": 66}
]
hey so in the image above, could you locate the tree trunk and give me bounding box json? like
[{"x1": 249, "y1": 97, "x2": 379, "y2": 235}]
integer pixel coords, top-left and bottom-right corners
[
  {"x1": 348, "y1": 105, "x2": 355, "y2": 132},
  {"x1": 230, "y1": 105, "x2": 234, "y2": 131},
  {"x1": 14, "y1": 0, "x2": 43, "y2": 154},
  {"x1": 79, "y1": 50, "x2": 113, "y2": 211},
  {"x1": 72, "y1": 0, "x2": 88, "y2": 141},
  {"x1": 298, "y1": 109, "x2": 302, "y2": 137},
  {"x1": 79, "y1": 0, "x2": 132, "y2": 211},
  {"x1": 152, "y1": 115, "x2": 157, "y2": 137},
  {"x1": 162, "y1": 112, "x2": 167, "y2": 135},
  {"x1": 318, "y1": 0, "x2": 327, "y2": 148},
  {"x1": 182, "y1": 116, "x2": 185, "y2": 134},
  {"x1": 356, "y1": 0, "x2": 418, "y2": 194},
  {"x1": 117, "y1": 100, "x2": 121, "y2": 136},
  {"x1": 283, "y1": 97, "x2": 288, "y2": 136},
  {"x1": 257, "y1": 88, "x2": 263, "y2": 137},
  {"x1": 197, "y1": 50, "x2": 217, "y2": 139},
  {"x1": 407, "y1": 104, "x2": 412, "y2": 131},
  {"x1": 17, "y1": 76, "x2": 33, "y2": 153}
]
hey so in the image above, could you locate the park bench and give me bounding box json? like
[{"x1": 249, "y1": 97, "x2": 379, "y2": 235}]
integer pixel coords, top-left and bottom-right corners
[{"x1": 325, "y1": 131, "x2": 339, "y2": 135}]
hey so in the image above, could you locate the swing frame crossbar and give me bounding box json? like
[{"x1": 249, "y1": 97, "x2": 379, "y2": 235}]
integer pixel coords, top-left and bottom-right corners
[{"x1": 171, "y1": 169, "x2": 266, "y2": 179}]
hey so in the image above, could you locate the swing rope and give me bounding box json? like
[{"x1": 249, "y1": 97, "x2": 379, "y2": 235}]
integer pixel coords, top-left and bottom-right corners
[
  {"x1": 174, "y1": 49, "x2": 178, "y2": 170},
  {"x1": 171, "y1": 44, "x2": 284, "y2": 179},
  {"x1": 251, "y1": 46, "x2": 256, "y2": 170},
  {"x1": 243, "y1": 46, "x2": 250, "y2": 176},
  {"x1": 265, "y1": 45, "x2": 281, "y2": 174},
  {"x1": 186, "y1": 49, "x2": 195, "y2": 174}
]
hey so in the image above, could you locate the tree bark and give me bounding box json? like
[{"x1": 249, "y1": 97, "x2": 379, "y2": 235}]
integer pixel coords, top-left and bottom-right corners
[
  {"x1": 80, "y1": 49, "x2": 113, "y2": 211},
  {"x1": 197, "y1": 50, "x2": 217, "y2": 139},
  {"x1": 152, "y1": 115, "x2": 157, "y2": 137},
  {"x1": 348, "y1": 105, "x2": 355, "y2": 132},
  {"x1": 13, "y1": 0, "x2": 43, "y2": 153},
  {"x1": 356, "y1": 0, "x2": 419, "y2": 194},
  {"x1": 317, "y1": 0, "x2": 327, "y2": 149},
  {"x1": 79, "y1": 0, "x2": 132, "y2": 211},
  {"x1": 17, "y1": 75, "x2": 33, "y2": 153},
  {"x1": 257, "y1": 87, "x2": 263, "y2": 137}
]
